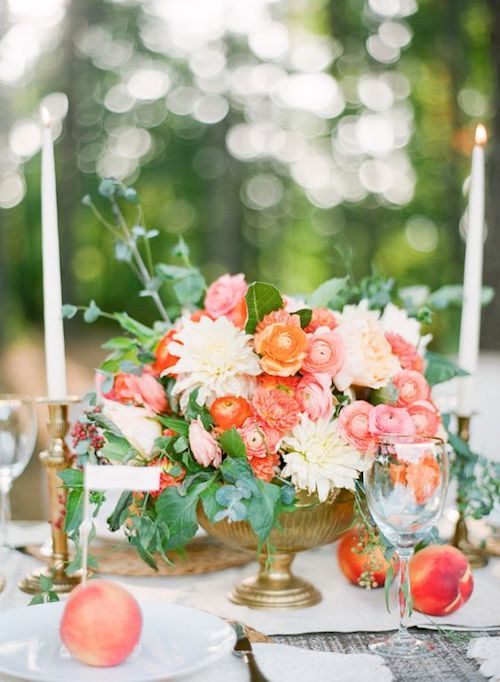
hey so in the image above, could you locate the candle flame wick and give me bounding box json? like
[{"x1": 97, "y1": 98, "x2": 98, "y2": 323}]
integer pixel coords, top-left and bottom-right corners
[
  {"x1": 475, "y1": 124, "x2": 487, "y2": 146},
  {"x1": 40, "y1": 106, "x2": 51, "y2": 127}
]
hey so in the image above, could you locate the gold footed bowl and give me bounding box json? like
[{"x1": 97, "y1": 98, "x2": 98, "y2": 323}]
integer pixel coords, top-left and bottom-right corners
[{"x1": 198, "y1": 488, "x2": 355, "y2": 610}]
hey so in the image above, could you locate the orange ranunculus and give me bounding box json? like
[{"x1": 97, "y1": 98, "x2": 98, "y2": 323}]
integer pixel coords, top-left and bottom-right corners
[
  {"x1": 210, "y1": 395, "x2": 252, "y2": 430},
  {"x1": 254, "y1": 322, "x2": 308, "y2": 377},
  {"x1": 229, "y1": 297, "x2": 248, "y2": 329},
  {"x1": 154, "y1": 329, "x2": 179, "y2": 375},
  {"x1": 405, "y1": 453, "x2": 441, "y2": 505},
  {"x1": 257, "y1": 374, "x2": 299, "y2": 395}
]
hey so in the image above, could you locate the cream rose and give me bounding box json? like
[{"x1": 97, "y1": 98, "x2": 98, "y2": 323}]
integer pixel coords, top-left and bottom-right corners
[{"x1": 102, "y1": 399, "x2": 162, "y2": 456}]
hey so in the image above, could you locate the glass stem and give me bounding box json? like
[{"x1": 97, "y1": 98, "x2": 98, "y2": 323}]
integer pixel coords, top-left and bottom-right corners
[
  {"x1": 0, "y1": 478, "x2": 12, "y2": 550},
  {"x1": 397, "y1": 550, "x2": 413, "y2": 639}
]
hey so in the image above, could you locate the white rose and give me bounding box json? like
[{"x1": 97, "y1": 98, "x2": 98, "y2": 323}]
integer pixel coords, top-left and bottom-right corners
[{"x1": 102, "y1": 400, "x2": 162, "y2": 456}]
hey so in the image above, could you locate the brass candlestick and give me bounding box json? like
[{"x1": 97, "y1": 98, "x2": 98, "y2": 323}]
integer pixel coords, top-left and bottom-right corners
[
  {"x1": 451, "y1": 415, "x2": 488, "y2": 569},
  {"x1": 19, "y1": 397, "x2": 83, "y2": 594}
]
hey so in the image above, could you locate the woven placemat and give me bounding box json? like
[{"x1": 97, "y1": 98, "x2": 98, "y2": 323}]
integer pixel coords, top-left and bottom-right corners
[{"x1": 26, "y1": 535, "x2": 254, "y2": 577}]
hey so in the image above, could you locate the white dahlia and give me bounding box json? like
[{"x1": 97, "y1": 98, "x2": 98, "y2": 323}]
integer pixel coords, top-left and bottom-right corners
[
  {"x1": 167, "y1": 316, "x2": 261, "y2": 410},
  {"x1": 281, "y1": 414, "x2": 367, "y2": 501}
]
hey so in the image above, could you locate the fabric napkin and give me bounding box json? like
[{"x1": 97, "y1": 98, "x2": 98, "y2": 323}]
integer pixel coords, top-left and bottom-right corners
[
  {"x1": 467, "y1": 638, "x2": 500, "y2": 682},
  {"x1": 192, "y1": 643, "x2": 394, "y2": 682}
]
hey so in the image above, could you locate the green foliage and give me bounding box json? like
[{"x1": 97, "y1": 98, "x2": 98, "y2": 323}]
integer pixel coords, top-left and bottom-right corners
[
  {"x1": 307, "y1": 277, "x2": 349, "y2": 309},
  {"x1": 425, "y1": 352, "x2": 468, "y2": 386},
  {"x1": 245, "y1": 282, "x2": 283, "y2": 333},
  {"x1": 219, "y1": 428, "x2": 246, "y2": 459},
  {"x1": 100, "y1": 433, "x2": 137, "y2": 463},
  {"x1": 28, "y1": 575, "x2": 59, "y2": 606}
]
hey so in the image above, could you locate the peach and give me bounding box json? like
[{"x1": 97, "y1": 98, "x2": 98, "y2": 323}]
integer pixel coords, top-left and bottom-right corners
[
  {"x1": 337, "y1": 526, "x2": 395, "y2": 588},
  {"x1": 409, "y1": 545, "x2": 473, "y2": 616},
  {"x1": 60, "y1": 580, "x2": 142, "y2": 667}
]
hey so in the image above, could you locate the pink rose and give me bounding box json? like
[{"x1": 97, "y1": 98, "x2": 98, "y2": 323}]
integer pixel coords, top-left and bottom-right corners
[
  {"x1": 204, "y1": 274, "x2": 248, "y2": 318},
  {"x1": 393, "y1": 370, "x2": 430, "y2": 407},
  {"x1": 338, "y1": 400, "x2": 373, "y2": 452},
  {"x1": 302, "y1": 329, "x2": 346, "y2": 377},
  {"x1": 368, "y1": 404, "x2": 416, "y2": 437},
  {"x1": 295, "y1": 373, "x2": 334, "y2": 421},
  {"x1": 188, "y1": 417, "x2": 222, "y2": 468},
  {"x1": 238, "y1": 417, "x2": 281, "y2": 459},
  {"x1": 407, "y1": 401, "x2": 441, "y2": 436},
  {"x1": 137, "y1": 373, "x2": 169, "y2": 414}
]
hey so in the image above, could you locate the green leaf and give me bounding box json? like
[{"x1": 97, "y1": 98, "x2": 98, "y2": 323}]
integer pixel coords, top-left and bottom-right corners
[
  {"x1": 200, "y1": 482, "x2": 224, "y2": 521},
  {"x1": 219, "y1": 428, "x2": 246, "y2": 459},
  {"x1": 58, "y1": 468, "x2": 84, "y2": 488},
  {"x1": 173, "y1": 272, "x2": 205, "y2": 306},
  {"x1": 156, "y1": 486, "x2": 201, "y2": 550},
  {"x1": 425, "y1": 351, "x2": 469, "y2": 386},
  {"x1": 98, "y1": 178, "x2": 117, "y2": 198},
  {"x1": 295, "y1": 308, "x2": 313, "y2": 328},
  {"x1": 64, "y1": 489, "x2": 84, "y2": 533},
  {"x1": 246, "y1": 480, "x2": 281, "y2": 544},
  {"x1": 107, "y1": 491, "x2": 133, "y2": 531},
  {"x1": 185, "y1": 389, "x2": 213, "y2": 429},
  {"x1": 384, "y1": 563, "x2": 395, "y2": 613},
  {"x1": 122, "y1": 187, "x2": 139, "y2": 204},
  {"x1": 171, "y1": 237, "x2": 190, "y2": 262},
  {"x1": 84, "y1": 300, "x2": 101, "y2": 324},
  {"x1": 62, "y1": 304, "x2": 77, "y2": 319},
  {"x1": 129, "y1": 535, "x2": 157, "y2": 570},
  {"x1": 102, "y1": 337, "x2": 137, "y2": 351},
  {"x1": 114, "y1": 313, "x2": 155, "y2": 343},
  {"x1": 100, "y1": 433, "x2": 135, "y2": 462},
  {"x1": 157, "y1": 416, "x2": 189, "y2": 438},
  {"x1": 245, "y1": 282, "x2": 283, "y2": 334},
  {"x1": 428, "y1": 285, "x2": 495, "y2": 310},
  {"x1": 307, "y1": 277, "x2": 349, "y2": 309}
]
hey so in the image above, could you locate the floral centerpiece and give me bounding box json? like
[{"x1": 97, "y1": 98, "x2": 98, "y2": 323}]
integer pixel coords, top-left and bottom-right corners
[{"x1": 61, "y1": 180, "x2": 498, "y2": 606}]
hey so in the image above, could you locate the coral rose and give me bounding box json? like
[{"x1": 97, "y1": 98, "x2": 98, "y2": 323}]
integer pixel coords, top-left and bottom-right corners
[
  {"x1": 385, "y1": 333, "x2": 424, "y2": 373},
  {"x1": 407, "y1": 401, "x2": 441, "y2": 436},
  {"x1": 338, "y1": 400, "x2": 374, "y2": 453},
  {"x1": 188, "y1": 417, "x2": 222, "y2": 468},
  {"x1": 238, "y1": 417, "x2": 281, "y2": 459},
  {"x1": 204, "y1": 274, "x2": 248, "y2": 319},
  {"x1": 368, "y1": 404, "x2": 416, "y2": 437},
  {"x1": 103, "y1": 373, "x2": 142, "y2": 405},
  {"x1": 255, "y1": 322, "x2": 308, "y2": 377},
  {"x1": 305, "y1": 308, "x2": 338, "y2": 333},
  {"x1": 393, "y1": 370, "x2": 431, "y2": 407},
  {"x1": 137, "y1": 373, "x2": 169, "y2": 414},
  {"x1": 302, "y1": 328, "x2": 346, "y2": 377},
  {"x1": 252, "y1": 387, "x2": 301, "y2": 433},
  {"x1": 295, "y1": 374, "x2": 334, "y2": 421}
]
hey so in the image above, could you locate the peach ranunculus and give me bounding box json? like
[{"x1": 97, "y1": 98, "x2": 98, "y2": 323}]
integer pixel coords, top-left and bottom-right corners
[
  {"x1": 407, "y1": 400, "x2": 441, "y2": 436},
  {"x1": 255, "y1": 309, "x2": 298, "y2": 334},
  {"x1": 254, "y1": 318, "x2": 308, "y2": 377},
  {"x1": 252, "y1": 387, "x2": 301, "y2": 433},
  {"x1": 295, "y1": 373, "x2": 334, "y2": 421},
  {"x1": 204, "y1": 273, "x2": 248, "y2": 319},
  {"x1": 137, "y1": 373, "x2": 169, "y2": 414},
  {"x1": 305, "y1": 307, "x2": 338, "y2": 333},
  {"x1": 188, "y1": 417, "x2": 222, "y2": 468},
  {"x1": 338, "y1": 400, "x2": 374, "y2": 453},
  {"x1": 238, "y1": 417, "x2": 281, "y2": 459},
  {"x1": 334, "y1": 302, "x2": 400, "y2": 391},
  {"x1": 393, "y1": 370, "x2": 431, "y2": 407},
  {"x1": 385, "y1": 333, "x2": 424, "y2": 373},
  {"x1": 368, "y1": 404, "x2": 416, "y2": 437},
  {"x1": 302, "y1": 328, "x2": 346, "y2": 377}
]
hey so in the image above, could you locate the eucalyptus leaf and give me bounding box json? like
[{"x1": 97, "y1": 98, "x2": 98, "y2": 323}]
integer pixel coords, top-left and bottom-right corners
[
  {"x1": 84, "y1": 300, "x2": 101, "y2": 324},
  {"x1": 62, "y1": 304, "x2": 77, "y2": 319},
  {"x1": 307, "y1": 277, "x2": 349, "y2": 309}
]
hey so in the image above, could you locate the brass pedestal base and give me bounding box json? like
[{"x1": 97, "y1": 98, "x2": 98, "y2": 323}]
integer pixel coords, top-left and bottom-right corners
[
  {"x1": 18, "y1": 565, "x2": 82, "y2": 595},
  {"x1": 451, "y1": 516, "x2": 488, "y2": 569},
  {"x1": 229, "y1": 552, "x2": 321, "y2": 610},
  {"x1": 0, "y1": 574, "x2": 5, "y2": 594}
]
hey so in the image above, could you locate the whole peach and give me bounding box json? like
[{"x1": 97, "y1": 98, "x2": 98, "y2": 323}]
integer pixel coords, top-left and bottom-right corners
[
  {"x1": 60, "y1": 580, "x2": 142, "y2": 666},
  {"x1": 337, "y1": 526, "x2": 395, "y2": 588},
  {"x1": 409, "y1": 545, "x2": 473, "y2": 616}
]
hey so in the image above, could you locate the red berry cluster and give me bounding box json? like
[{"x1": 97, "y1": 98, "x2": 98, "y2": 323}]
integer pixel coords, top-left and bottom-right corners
[{"x1": 71, "y1": 419, "x2": 104, "y2": 452}]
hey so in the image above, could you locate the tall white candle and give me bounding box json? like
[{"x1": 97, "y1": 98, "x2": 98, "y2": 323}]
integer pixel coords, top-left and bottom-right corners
[
  {"x1": 457, "y1": 124, "x2": 487, "y2": 416},
  {"x1": 40, "y1": 106, "x2": 67, "y2": 399}
]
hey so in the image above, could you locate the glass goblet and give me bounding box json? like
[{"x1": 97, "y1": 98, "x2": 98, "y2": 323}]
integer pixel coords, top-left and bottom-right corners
[
  {"x1": 364, "y1": 434, "x2": 449, "y2": 657},
  {"x1": 0, "y1": 396, "x2": 37, "y2": 555}
]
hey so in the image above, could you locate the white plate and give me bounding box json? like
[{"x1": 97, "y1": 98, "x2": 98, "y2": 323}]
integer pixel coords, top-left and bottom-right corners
[{"x1": 0, "y1": 601, "x2": 236, "y2": 681}]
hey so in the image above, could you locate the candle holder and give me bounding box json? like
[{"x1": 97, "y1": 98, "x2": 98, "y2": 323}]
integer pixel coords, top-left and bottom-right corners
[
  {"x1": 450, "y1": 415, "x2": 488, "y2": 569},
  {"x1": 19, "y1": 397, "x2": 84, "y2": 594}
]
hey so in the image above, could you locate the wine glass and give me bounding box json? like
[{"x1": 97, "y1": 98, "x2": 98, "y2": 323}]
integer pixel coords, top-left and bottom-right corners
[
  {"x1": 364, "y1": 434, "x2": 449, "y2": 657},
  {"x1": 0, "y1": 396, "x2": 37, "y2": 566}
]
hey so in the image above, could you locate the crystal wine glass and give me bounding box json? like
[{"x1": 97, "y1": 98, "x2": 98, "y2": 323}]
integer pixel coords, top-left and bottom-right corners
[
  {"x1": 0, "y1": 396, "x2": 37, "y2": 566},
  {"x1": 364, "y1": 434, "x2": 449, "y2": 657}
]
